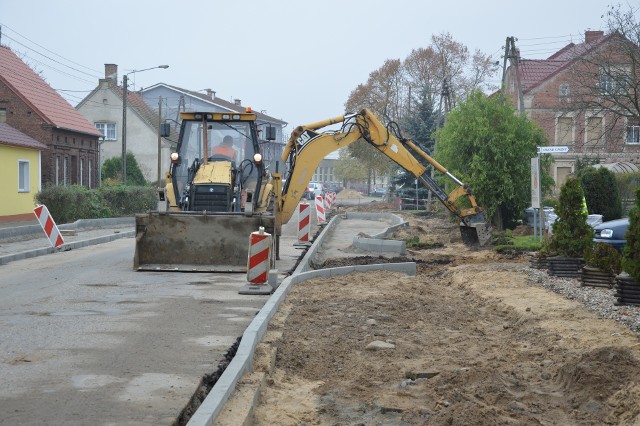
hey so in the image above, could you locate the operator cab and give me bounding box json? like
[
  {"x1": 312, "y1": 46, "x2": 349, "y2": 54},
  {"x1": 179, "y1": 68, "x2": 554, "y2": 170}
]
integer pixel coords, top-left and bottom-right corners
[{"x1": 170, "y1": 111, "x2": 264, "y2": 212}]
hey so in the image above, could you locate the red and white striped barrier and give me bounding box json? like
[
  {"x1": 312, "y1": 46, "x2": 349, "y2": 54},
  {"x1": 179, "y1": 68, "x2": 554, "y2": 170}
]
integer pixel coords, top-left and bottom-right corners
[
  {"x1": 315, "y1": 195, "x2": 326, "y2": 224},
  {"x1": 325, "y1": 191, "x2": 336, "y2": 209},
  {"x1": 246, "y1": 227, "x2": 272, "y2": 284},
  {"x1": 33, "y1": 204, "x2": 64, "y2": 248},
  {"x1": 297, "y1": 202, "x2": 311, "y2": 243}
]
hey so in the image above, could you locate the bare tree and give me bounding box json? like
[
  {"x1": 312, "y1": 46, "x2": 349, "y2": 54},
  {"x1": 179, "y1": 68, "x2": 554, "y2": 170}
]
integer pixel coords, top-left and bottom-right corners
[
  {"x1": 346, "y1": 59, "x2": 405, "y2": 122},
  {"x1": 342, "y1": 32, "x2": 498, "y2": 191}
]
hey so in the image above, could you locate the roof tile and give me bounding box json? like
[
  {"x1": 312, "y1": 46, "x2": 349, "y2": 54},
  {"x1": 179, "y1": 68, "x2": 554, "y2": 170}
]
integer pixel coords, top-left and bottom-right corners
[{"x1": 519, "y1": 32, "x2": 610, "y2": 93}]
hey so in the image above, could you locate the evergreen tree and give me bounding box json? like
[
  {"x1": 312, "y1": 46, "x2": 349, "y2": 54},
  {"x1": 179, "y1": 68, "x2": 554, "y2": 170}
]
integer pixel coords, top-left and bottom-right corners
[
  {"x1": 546, "y1": 176, "x2": 594, "y2": 258},
  {"x1": 622, "y1": 188, "x2": 640, "y2": 281},
  {"x1": 101, "y1": 152, "x2": 147, "y2": 186},
  {"x1": 393, "y1": 89, "x2": 437, "y2": 192},
  {"x1": 577, "y1": 166, "x2": 623, "y2": 221}
]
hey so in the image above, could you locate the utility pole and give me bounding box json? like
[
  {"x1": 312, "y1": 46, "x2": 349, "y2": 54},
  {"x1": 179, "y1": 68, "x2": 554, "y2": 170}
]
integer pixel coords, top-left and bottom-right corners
[
  {"x1": 503, "y1": 36, "x2": 525, "y2": 116},
  {"x1": 157, "y1": 96, "x2": 162, "y2": 186},
  {"x1": 122, "y1": 74, "x2": 128, "y2": 185},
  {"x1": 121, "y1": 65, "x2": 169, "y2": 185}
]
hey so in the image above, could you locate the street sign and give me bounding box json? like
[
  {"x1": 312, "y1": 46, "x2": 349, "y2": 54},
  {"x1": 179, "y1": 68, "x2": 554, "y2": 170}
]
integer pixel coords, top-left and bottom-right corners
[{"x1": 538, "y1": 146, "x2": 569, "y2": 153}]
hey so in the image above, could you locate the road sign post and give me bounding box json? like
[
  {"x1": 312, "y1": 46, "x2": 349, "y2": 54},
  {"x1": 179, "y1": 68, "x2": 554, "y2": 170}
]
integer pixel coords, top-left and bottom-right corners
[{"x1": 532, "y1": 146, "x2": 569, "y2": 241}]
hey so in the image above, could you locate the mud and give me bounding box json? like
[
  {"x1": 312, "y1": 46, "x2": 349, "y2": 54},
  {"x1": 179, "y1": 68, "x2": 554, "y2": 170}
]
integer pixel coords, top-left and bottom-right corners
[{"x1": 226, "y1": 206, "x2": 640, "y2": 425}]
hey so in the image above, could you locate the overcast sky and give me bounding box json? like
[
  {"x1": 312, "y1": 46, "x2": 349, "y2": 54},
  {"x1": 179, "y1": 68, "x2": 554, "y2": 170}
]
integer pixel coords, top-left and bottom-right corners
[{"x1": 1, "y1": 0, "x2": 613, "y2": 132}]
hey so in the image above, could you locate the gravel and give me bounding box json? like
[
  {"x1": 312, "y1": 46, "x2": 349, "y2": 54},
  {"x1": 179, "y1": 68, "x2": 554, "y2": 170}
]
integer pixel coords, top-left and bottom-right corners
[{"x1": 522, "y1": 266, "x2": 640, "y2": 334}]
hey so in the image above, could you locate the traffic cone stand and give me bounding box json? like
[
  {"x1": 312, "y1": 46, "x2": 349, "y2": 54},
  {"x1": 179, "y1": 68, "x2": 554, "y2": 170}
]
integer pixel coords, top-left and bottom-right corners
[{"x1": 33, "y1": 204, "x2": 64, "y2": 248}]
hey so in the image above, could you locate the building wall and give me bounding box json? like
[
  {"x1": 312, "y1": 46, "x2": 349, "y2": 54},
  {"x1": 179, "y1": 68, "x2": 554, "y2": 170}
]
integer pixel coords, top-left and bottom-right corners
[
  {"x1": 0, "y1": 81, "x2": 99, "y2": 188},
  {"x1": 78, "y1": 82, "x2": 171, "y2": 183},
  {"x1": 0, "y1": 145, "x2": 41, "y2": 216}
]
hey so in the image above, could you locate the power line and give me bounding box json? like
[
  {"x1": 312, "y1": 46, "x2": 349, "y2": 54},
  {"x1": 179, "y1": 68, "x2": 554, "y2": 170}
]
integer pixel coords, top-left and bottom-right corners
[
  {"x1": 3, "y1": 34, "x2": 99, "y2": 82},
  {"x1": 0, "y1": 23, "x2": 102, "y2": 75},
  {"x1": 517, "y1": 33, "x2": 581, "y2": 41}
]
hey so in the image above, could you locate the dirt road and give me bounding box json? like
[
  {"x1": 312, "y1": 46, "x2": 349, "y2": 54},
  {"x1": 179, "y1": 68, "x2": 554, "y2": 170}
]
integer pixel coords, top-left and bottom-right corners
[{"x1": 221, "y1": 205, "x2": 640, "y2": 425}]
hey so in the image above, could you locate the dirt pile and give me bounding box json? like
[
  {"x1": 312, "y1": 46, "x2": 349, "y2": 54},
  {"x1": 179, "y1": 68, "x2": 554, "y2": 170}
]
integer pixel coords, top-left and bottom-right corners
[
  {"x1": 335, "y1": 189, "x2": 364, "y2": 199},
  {"x1": 221, "y1": 207, "x2": 640, "y2": 425}
]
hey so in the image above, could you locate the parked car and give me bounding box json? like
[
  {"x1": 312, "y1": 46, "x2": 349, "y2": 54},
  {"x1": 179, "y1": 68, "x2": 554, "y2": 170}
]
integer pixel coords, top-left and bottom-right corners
[
  {"x1": 593, "y1": 218, "x2": 630, "y2": 253},
  {"x1": 370, "y1": 188, "x2": 386, "y2": 197},
  {"x1": 304, "y1": 182, "x2": 324, "y2": 199},
  {"x1": 323, "y1": 184, "x2": 342, "y2": 194}
]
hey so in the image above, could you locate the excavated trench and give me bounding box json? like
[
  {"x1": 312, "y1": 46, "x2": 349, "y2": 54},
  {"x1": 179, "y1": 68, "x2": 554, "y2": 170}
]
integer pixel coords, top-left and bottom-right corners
[{"x1": 172, "y1": 211, "x2": 419, "y2": 425}]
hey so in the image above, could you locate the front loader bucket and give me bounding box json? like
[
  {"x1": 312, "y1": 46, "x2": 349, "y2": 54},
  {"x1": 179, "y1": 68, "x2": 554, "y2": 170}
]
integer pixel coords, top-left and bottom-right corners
[
  {"x1": 459, "y1": 212, "x2": 492, "y2": 246},
  {"x1": 134, "y1": 211, "x2": 276, "y2": 272}
]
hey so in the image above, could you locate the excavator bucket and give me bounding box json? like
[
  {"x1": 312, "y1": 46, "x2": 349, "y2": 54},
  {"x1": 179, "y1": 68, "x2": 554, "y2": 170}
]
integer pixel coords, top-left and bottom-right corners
[
  {"x1": 459, "y1": 212, "x2": 492, "y2": 246},
  {"x1": 134, "y1": 211, "x2": 276, "y2": 272}
]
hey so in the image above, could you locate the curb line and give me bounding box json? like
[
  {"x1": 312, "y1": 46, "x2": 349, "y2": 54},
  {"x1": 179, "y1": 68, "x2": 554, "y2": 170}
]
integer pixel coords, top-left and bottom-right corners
[{"x1": 0, "y1": 230, "x2": 135, "y2": 266}]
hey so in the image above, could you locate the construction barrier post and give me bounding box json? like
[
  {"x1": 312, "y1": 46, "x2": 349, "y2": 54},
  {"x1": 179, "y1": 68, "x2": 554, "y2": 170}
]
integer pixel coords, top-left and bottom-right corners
[
  {"x1": 239, "y1": 227, "x2": 274, "y2": 295},
  {"x1": 315, "y1": 195, "x2": 326, "y2": 224},
  {"x1": 33, "y1": 204, "x2": 64, "y2": 248},
  {"x1": 296, "y1": 202, "x2": 311, "y2": 245},
  {"x1": 325, "y1": 191, "x2": 335, "y2": 210}
]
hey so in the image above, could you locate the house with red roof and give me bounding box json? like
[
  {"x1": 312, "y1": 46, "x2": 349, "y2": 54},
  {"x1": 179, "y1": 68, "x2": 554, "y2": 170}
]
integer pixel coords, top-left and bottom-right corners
[
  {"x1": 503, "y1": 30, "x2": 640, "y2": 187},
  {"x1": 0, "y1": 122, "x2": 48, "y2": 220},
  {"x1": 0, "y1": 45, "x2": 103, "y2": 190}
]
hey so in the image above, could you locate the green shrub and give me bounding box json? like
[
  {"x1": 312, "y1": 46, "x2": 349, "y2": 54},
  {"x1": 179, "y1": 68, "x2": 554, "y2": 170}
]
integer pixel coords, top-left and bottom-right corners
[
  {"x1": 98, "y1": 185, "x2": 156, "y2": 216},
  {"x1": 622, "y1": 188, "x2": 640, "y2": 281},
  {"x1": 35, "y1": 185, "x2": 111, "y2": 223},
  {"x1": 493, "y1": 234, "x2": 542, "y2": 254},
  {"x1": 544, "y1": 176, "x2": 594, "y2": 258},
  {"x1": 578, "y1": 167, "x2": 623, "y2": 221},
  {"x1": 584, "y1": 243, "x2": 622, "y2": 275},
  {"x1": 35, "y1": 185, "x2": 155, "y2": 224}
]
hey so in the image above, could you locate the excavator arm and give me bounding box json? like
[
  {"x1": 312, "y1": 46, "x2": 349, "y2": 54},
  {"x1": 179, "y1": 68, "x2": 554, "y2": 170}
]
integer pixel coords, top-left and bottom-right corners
[{"x1": 278, "y1": 108, "x2": 491, "y2": 245}]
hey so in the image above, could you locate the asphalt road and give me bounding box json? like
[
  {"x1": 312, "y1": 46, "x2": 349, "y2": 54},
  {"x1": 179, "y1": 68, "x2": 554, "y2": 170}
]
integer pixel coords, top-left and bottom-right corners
[
  {"x1": 0, "y1": 213, "x2": 309, "y2": 425},
  {"x1": 0, "y1": 198, "x2": 389, "y2": 425}
]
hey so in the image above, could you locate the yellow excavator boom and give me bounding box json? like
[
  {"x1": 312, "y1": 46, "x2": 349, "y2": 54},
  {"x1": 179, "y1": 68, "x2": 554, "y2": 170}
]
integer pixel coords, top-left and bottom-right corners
[{"x1": 277, "y1": 109, "x2": 491, "y2": 245}]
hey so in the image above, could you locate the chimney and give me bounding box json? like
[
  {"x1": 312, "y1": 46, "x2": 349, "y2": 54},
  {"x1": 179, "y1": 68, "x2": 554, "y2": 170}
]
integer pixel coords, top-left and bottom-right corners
[
  {"x1": 585, "y1": 30, "x2": 604, "y2": 44},
  {"x1": 105, "y1": 64, "x2": 118, "y2": 82},
  {"x1": 234, "y1": 98, "x2": 241, "y2": 106},
  {"x1": 206, "y1": 89, "x2": 216, "y2": 99}
]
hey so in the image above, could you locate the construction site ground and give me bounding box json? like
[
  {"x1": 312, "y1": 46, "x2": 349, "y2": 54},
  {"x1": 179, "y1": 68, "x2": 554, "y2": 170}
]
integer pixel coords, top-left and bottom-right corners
[{"x1": 217, "y1": 200, "x2": 640, "y2": 425}]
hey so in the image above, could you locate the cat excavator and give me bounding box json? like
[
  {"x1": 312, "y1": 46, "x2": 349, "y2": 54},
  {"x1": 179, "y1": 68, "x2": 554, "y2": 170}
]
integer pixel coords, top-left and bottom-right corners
[{"x1": 133, "y1": 108, "x2": 491, "y2": 272}]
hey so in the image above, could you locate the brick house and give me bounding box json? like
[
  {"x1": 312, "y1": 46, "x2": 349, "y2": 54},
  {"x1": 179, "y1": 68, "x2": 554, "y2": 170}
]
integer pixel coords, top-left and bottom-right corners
[
  {"x1": 503, "y1": 30, "x2": 640, "y2": 187},
  {"x1": 0, "y1": 46, "x2": 103, "y2": 188}
]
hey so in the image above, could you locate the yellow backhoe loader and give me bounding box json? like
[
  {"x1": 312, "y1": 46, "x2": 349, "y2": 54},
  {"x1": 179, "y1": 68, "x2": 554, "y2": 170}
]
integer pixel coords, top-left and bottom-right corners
[
  {"x1": 134, "y1": 110, "x2": 277, "y2": 272},
  {"x1": 134, "y1": 109, "x2": 491, "y2": 271}
]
